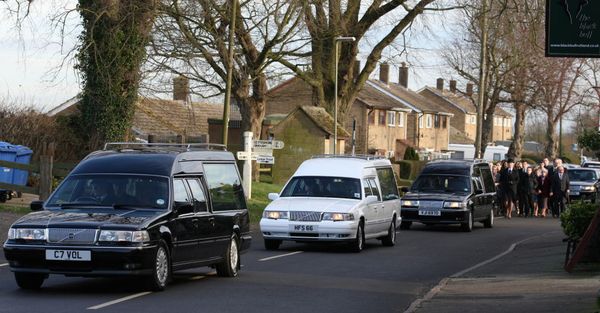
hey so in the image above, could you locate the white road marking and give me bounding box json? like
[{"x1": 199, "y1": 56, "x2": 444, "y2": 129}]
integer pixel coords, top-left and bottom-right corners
[
  {"x1": 0, "y1": 263, "x2": 8, "y2": 267},
  {"x1": 87, "y1": 292, "x2": 152, "y2": 310},
  {"x1": 403, "y1": 231, "x2": 559, "y2": 313},
  {"x1": 259, "y1": 251, "x2": 303, "y2": 262}
]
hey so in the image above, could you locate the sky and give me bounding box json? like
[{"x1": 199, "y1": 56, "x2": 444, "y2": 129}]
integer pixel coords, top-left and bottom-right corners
[{"x1": 0, "y1": 1, "x2": 461, "y2": 113}]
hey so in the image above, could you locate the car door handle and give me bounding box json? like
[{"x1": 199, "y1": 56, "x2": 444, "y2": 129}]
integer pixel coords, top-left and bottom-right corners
[{"x1": 208, "y1": 217, "x2": 216, "y2": 226}]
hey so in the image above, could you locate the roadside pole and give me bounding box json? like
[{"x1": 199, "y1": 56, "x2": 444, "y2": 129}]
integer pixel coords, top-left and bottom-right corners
[{"x1": 243, "y1": 131, "x2": 253, "y2": 199}]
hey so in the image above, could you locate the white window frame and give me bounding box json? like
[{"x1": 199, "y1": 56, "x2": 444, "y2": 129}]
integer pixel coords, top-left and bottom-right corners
[
  {"x1": 419, "y1": 115, "x2": 423, "y2": 128},
  {"x1": 398, "y1": 112, "x2": 404, "y2": 127},
  {"x1": 426, "y1": 114, "x2": 432, "y2": 128},
  {"x1": 504, "y1": 118, "x2": 510, "y2": 127},
  {"x1": 387, "y1": 111, "x2": 396, "y2": 127}
]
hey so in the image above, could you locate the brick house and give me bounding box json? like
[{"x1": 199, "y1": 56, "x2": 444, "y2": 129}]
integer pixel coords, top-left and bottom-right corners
[
  {"x1": 266, "y1": 63, "x2": 453, "y2": 159},
  {"x1": 419, "y1": 79, "x2": 513, "y2": 143}
]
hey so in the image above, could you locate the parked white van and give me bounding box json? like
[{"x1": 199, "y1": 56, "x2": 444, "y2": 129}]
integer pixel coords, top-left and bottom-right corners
[{"x1": 260, "y1": 155, "x2": 401, "y2": 252}]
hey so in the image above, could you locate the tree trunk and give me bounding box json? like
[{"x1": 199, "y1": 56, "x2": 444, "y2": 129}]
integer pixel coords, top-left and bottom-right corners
[
  {"x1": 480, "y1": 103, "x2": 497, "y2": 155},
  {"x1": 545, "y1": 117, "x2": 558, "y2": 158},
  {"x1": 508, "y1": 102, "x2": 526, "y2": 159},
  {"x1": 238, "y1": 75, "x2": 267, "y2": 182}
]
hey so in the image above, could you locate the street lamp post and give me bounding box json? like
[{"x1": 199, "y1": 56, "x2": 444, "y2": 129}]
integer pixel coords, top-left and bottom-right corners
[
  {"x1": 333, "y1": 36, "x2": 356, "y2": 155},
  {"x1": 222, "y1": 0, "x2": 238, "y2": 146}
]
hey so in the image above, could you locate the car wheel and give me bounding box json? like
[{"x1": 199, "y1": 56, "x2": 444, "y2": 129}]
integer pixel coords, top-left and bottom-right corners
[
  {"x1": 381, "y1": 219, "x2": 396, "y2": 247},
  {"x1": 349, "y1": 222, "x2": 365, "y2": 253},
  {"x1": 147, "y1": 240, "x2": 171, "y2": 291},
  {"x1": 264, "y1": 239, "x2": 281, "y2": 251},
  {"x1": 483, "y1": 208, "x2": 494, "y2": 228},
  {"x1": 14, "y1": 272, "x2": 46, "y2": 290},
  {"x1": 400, "y1": 221, "x2": 412, "y2": 230},
  {"x1": 216, "y1": 234, "x2": 240, "y2": 277},
  {"x1": 461, "y1": 210, "x2": 473, "y2": 232}
]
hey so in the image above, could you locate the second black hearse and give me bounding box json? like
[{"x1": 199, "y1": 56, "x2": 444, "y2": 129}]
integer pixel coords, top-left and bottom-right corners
[
  {"x1": 400, "y1": 160, "x2": 496, "y2": 232},
  {"x1": 3, "y1": 143, "x2": 251, "y2": 291}
]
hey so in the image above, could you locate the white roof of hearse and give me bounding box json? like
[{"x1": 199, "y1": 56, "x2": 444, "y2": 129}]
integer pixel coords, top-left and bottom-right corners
[{"x1": 293, "y1": 155, "x2": 391, "y2": 179}]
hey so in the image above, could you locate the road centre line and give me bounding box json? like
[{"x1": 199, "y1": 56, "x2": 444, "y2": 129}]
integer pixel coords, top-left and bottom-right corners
[
  {"x1": 259, "y1": 251, "x2": 303, "y2": 262},
  {"x1": 0, "y1": 263, "x2": 8, "y2": 267},
  {"x1": 403, "y1": 231, "x2": 559, "y2": 313},
  {"x1": 87, "y1": 292, "x2": 152, "y2": 310}
]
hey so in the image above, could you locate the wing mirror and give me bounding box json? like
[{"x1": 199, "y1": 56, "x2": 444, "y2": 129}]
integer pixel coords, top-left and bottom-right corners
[
  {"x1": 365, "y1": 195, "x2": 379, "y2": 204},
  {"x1": 268, "y1": 193, "x2": 280, "y2": 201},
  {"x1": 173, "y1": 201, "x2": 194, "y2": 215},
  {"x1": 400, "y1": 187, "x2": 410, "y2": 193},
  {"x1": 474, "y1": 189, "x2": 484, "y2": 195},
  {"x1": 30, "y1": 200, "x2": 44, "y2": 211}
]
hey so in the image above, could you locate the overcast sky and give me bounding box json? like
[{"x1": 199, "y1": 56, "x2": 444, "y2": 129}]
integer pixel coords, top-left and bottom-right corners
[{"x1": 0, "y1": 1, "x2": 460, "y2": 112}]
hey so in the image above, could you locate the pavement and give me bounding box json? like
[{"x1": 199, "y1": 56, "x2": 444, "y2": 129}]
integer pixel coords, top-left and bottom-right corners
[{"x1": 411, "y1": 225, "x2": 600, "y2": 313}]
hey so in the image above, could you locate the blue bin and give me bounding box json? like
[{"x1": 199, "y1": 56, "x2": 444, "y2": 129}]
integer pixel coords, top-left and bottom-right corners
[
  {"x1": 0, "y1": 142, "x2": 17, "y2": 185},
  {"x1": 12, "y1": 145, "x2": 33, "y2": 186}
]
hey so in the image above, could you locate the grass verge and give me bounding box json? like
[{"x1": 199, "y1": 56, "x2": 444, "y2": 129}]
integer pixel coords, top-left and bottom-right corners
[
  {"x1": 0, "y1": 203, "x2": 30, "y2": 214},
  {"x1": 248, "y1": 182, "x2": 283, "y2": 224}
]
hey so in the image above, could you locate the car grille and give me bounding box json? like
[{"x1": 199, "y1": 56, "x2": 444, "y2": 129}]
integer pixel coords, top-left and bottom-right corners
[
  {"x1": 289, "y1": 211, "x2": 322, "y2": 222},
  {"x1": 418, "y1": 201, "x2": 444, "y2": 209},
  {"x1": 47, "y1": 228, "x2": 97, "y2": 245}
]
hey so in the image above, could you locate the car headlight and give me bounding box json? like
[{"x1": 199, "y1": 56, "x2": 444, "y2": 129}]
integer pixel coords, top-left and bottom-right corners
[
  {"x1": 8, "y1": 228, "x2": 47, "y2": 240},
  {"x1": 262, "y1": 210, "x2": 289, "y2": 220},
  {"x1": 99, "y1": 230, "x2": 150, "y2": 242},
  {"x1": 581, "y1": 186, "x2": 595, "y2": 191},
  {"x1": 322, "y1": 212, "x2": 354, "y2": 221},
  {"x1": 402, "y1": 200, "x2": 419, "y2": 207},
  {"x1": 444, "y1": 201, "x2": 466, "y2": 209}
]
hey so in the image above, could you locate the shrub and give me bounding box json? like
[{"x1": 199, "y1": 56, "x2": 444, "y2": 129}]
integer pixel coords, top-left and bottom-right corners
[
  {"x1": 403, "y1": 146, "x2": 419, "y2": 160},
  {"x1": 560, "y1": 201, "x2": 598, "y2": 239}
]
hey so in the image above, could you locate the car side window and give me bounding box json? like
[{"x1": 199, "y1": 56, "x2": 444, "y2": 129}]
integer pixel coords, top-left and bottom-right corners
[
  {"x1": 363, "y1": 179, "x2": 374, "y2": 198},
  {"x1": 186, "y1": 178, "x2": 208, "y2": 212},
  {"x1": 479, "y1": 166, "x2": 496, "y2": 193},
  {"x1": 203, "y1": 163, "x2": 247, "y2": 211},
  {"x1": 173, "y1": 179, "x2": 190, "y2": 202},
  {"x1": 376, "y1": 167, "x2": 399, "y2": 201},
  {"x1": 367, "y1": 178, "x2": 381, "y2": 201}
]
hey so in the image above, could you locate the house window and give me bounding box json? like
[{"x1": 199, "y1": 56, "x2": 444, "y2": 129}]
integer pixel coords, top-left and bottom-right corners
[
  {"x1": 387, "y1": 111, "x2": 396, "y2": 126},
  {"x1": 504, "y1": 118, "x2": 510, "y2": 127},
  {"x1": 378, "y1": 110, "x2": 386, "y2": 125},
  {"x1": 419, "y1": 115, "x2": 423, "y2": 128},
  {"x1": 469, "y1": 115, "x2": 476, "y2": 124},
  {"x1": 434, "y1": 115, "x2": 440, "y2": 128},
  {"x1": 442, "y1": 115, "x2": 447, "y2": 128},
  {"x1": 368, "y1": 111, "x2": 375, "y2": 125},
  {"x1": 398, "y1": 112, "x2": 404, "y2": 127},
  {"x1": 426, "y1": 114, "x2": 432, "y2": 128},
  {"x1": 494, "y1": 117, "x2": 499, "y2": 126}
]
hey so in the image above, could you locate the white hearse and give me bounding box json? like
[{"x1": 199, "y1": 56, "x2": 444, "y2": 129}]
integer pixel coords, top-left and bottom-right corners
[{"x1": 260, "y1": 155, "x2": 401, "y2": 252}]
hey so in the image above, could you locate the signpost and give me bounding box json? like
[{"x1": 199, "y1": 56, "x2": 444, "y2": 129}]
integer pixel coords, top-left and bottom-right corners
[
  {"x1": 546, "y1": 0, "x2": 600, "y2": 57},
  {"x1": 237, "y1": 133, "x2": 284, "y2": 199}
]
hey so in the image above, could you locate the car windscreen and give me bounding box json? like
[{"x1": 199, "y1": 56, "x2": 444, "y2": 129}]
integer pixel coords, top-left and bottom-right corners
[
  {"x1": 281, "y1": 176, "x2": 362, "y2": 200},
  {"x1": 411, "y1": 175, "x2": 471, "y2": 194},
  {"x1": 568, "y1": 170, "x2": 597, "y2": 182},
  {"x1": 47, "y1": 174, "x2": 169, "y2": 209}
]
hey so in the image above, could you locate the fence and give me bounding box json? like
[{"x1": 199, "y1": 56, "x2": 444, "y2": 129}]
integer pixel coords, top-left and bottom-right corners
[{"x1": 0, "y1": 143, "x2": 76, "y2": 201}]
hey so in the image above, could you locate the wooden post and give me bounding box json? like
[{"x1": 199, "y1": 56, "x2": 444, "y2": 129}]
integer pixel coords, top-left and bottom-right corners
[
  {"x1": 38, "y1": 142, "x2": 55, "y2": 201},
  {"x1": 148, "y1": 134, "x2": 155, "y2": 143},
  {"x1": 177, "y1": 134, "x2": 184, "y2": 144}
]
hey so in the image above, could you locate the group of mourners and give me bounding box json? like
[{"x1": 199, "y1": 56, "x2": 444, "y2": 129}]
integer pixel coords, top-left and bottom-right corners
[{"x1": 492, "y1": 158, "x2": 570, "y2": 219}]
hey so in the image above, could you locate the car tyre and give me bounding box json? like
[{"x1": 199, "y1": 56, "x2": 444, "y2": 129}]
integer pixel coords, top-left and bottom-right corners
[
  {"x1": 381, "y1": 219, "x2": 396, "y2": 247},
  {"x1": 14, "y1": 272, "x2": 46, "y2": 290},
  {"x1": 461, "y1": 210, "x2": 473, "y2": 232},
  {"x1": 264, "y1": 239, "x2": 281, "y2": 251},
  {"x1": 147, "y1": 240, "x2": 171, "y2": 291},
  {"x1": 483, "y1": 208, "x2": 494, "y2": 228},
  {"x1": 400, "y1": 221, "x2": 412, "y2": 230},
  {"x1": 216, "y1": 234, "x2": 240, "y2": 277},
  {"x1": 349, "y1": 222, "x2": 365, "y2": 253}
]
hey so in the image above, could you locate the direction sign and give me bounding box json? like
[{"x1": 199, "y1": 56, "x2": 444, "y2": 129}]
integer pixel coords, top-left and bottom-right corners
[
  {"x1": 237, "y1": 151, "x2": 257, "y2": 161},
  {"x1": 256, "y1": 155, "x2": 275, "y2": 164},
  {"x1": 253, "y1": 140, "x2": 285, "y2": 150}
]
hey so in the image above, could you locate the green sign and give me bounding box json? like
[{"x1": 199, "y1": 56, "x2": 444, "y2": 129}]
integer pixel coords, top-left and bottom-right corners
[{"x1": 546, "y1": 0, "x2": 600, "y2": 57}]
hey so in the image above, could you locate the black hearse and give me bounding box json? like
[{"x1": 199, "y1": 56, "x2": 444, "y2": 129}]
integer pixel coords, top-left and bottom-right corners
[
  {"x1": 400, "y1": 160, "x2": 495, "y2": 232},
  {"x1": 3, "y1": 143, "x2": 251, "y2": 291}
]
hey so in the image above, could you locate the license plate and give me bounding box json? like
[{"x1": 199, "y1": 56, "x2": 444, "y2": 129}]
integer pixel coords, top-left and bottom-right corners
[
  {"x1": 289, "y1": 224, "x2": 318, "y2": 232},
  {"x1": 571, "y1": 191, "x2": 580, "y2": 196},
  {"x1": 45, "y1": 249, "x2": 91, "y2": 261},
  {"x1": 419, "y1": 210, "x2": 441, "y2": 216}
]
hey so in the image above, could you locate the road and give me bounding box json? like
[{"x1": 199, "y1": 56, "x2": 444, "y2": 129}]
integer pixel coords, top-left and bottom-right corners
[{"x1": 0, "y1": 218, "x2": 561, "y2": 313}]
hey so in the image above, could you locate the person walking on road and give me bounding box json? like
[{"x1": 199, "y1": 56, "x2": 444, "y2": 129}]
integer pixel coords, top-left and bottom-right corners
[
  {"x1": 550, "y1": 165, "x2": 569, "y2": 218},
  {"x1": 536, "y1": 168, "x2": 551, "y2": 217},
  {"x1": 500, "y1": 159, "x2": 519, "y2": 219},
  {"x1": 518, "y1": 160, "x2": 532, "y2": 217}
]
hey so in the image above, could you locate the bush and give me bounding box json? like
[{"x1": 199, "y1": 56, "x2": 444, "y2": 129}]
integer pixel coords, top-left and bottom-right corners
[
  {"x1": 560, "y1": 201, "x2": 598, "y2": 239},
  {"x1": 403, "y1": 146, "x2": 419, "y2": 160}
]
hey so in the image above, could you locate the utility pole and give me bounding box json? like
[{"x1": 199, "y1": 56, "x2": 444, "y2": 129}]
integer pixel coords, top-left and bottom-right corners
[
  {"x1": 221, "y1": 0, "x2": 237, "y2": 146},
  {"x1": 475, "y1": 0, "x2": 489, "y2": 159}
]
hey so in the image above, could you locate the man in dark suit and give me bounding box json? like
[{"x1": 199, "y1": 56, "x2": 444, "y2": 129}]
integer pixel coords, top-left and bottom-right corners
[
  {"x1": 550, "y1": 165, "x2": 570, "y2": 217},
  {"x1": 518, "y1": 160, "x2": 532, "y2": 217},
  {"x1": 500, "y1": 159, "x2": 520, "y2": 218}
]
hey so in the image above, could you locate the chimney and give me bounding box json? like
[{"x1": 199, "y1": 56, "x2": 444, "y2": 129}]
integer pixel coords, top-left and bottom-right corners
[
  {"x1": 466, "y1": 83, "x2": 474, "y2": 96},
  {"x1": 379, "y1": 63, "x2": 390, "y2": 84},
  {"x1": 353, "y1": 59, "x2": 361, "y2": 82},
  {"x1": 173, "y1": 75, "x2": 190, "y2": 101},
  {"x1": 399, "y1": 62, "x2": 408, "y2": 88},
  {"x1": 436, "y1": 78, "x2": 444, "y2": 90},
  {"x1": 449, "y1": 80, "x2": 457, "y2": 93}
]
